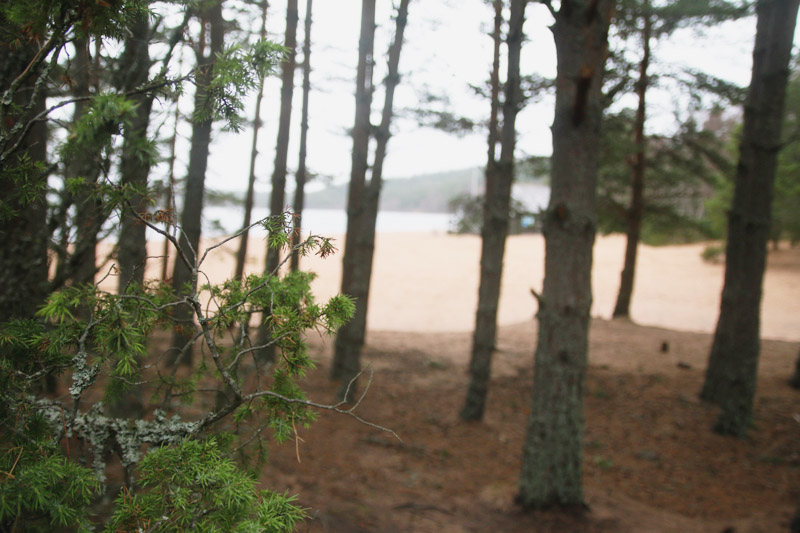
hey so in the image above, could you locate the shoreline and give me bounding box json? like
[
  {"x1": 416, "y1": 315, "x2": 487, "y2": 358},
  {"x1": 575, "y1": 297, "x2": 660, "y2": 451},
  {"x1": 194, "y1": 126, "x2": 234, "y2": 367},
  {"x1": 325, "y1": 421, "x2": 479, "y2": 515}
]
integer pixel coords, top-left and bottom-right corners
[{"x1": 99, "y1": 232, "x2": 800, "y2": 342}]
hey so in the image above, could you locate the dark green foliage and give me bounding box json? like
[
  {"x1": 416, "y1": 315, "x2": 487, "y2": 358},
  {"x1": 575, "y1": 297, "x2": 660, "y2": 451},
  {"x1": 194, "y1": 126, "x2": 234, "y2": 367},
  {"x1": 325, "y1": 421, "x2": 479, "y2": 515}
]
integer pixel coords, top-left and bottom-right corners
[
  {"x1": 106, "y1": 438, "x2": 307, "y2": 532},
  {"x1": 0, "y1": 2, "x2": 364, "y2": 530},
  {"x1": 0, "y1": 219, "x2": 354, "y2": 530},
  {"x1": 598, "y1": 110, "x2": 728, "y2": 244},
  {"x1": 195, "y1": 42, "x2": 286, "y2": 132}
]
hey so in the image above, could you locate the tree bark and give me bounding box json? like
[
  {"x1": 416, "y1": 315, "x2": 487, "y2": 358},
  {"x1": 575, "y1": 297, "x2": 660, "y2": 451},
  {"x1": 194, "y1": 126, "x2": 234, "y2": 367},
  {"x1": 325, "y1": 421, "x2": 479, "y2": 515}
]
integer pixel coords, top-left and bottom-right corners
[
  {"x1": 460, "y1": 0, "x2": 522, "y2": 422},
  {"x1": 699, "y1": 0, "x2": 799, "y2": 437},
  {"x1": 790, "y1": 347, "x2": 800, "y2": 389},
  {"x1": 487, "y1": 0, "x2": 503, "y2": 163},
  {"x1": 253, "y1": 0, "x2": 299, "y2": 364},
  {"x1": 117, "y1": 14, "x2": 154, "y2": 292},
  {"x1": 264, "y1": 0, "x2": 299, "y2": 275},
  {"x1": 329, "y1": 0, "x2": 377, "y2": 384},
  {"x1": 291, "y1": 0, "x2": 313, "y2": 273},
  {"x1": 517, "y1": 0, "x2": 612, "y2": 509},
  {"x1": 234, "y1": 0, "x2": 270, "y2": 281},
  {"x1": 170, "y1": 1, "x2": 225, "y2": 365},
  {"x1": 68, "y1": 38, "x2": 103, "y2": 288},
  {"x1": 613, "y1": 5, "x2": 651, "y2": 319},
  {"x1": 331, "y1": 0, "x2": 410, "y2": 400},
  {"x1": 0, "y1": 38, "x2": 50, "y2": 322},
  {"x1": 162, "y1": 78, "x2": 182, "y2": 282}
]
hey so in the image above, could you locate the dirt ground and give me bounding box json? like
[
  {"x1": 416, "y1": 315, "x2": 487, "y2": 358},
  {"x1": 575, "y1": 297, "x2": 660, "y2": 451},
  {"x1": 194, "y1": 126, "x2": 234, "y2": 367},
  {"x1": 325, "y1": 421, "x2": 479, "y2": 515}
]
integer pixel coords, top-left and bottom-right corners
[
  {"x1": 96, "y1": 235, "x2": 800, "y2": 531},
  {"x1": 258, "y1": 319, "x2": 800, "y2": 532}
]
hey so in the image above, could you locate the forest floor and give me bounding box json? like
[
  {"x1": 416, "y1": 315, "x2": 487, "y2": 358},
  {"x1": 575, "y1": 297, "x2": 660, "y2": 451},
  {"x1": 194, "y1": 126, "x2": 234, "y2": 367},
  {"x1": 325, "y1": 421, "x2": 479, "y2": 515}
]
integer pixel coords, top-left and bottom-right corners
[
  {"x1": 259, "y1": 318, "x2": 800, "y2": 532},
  {"x1": 107, "y1": 235, "x2": 800, "y2": 531}
]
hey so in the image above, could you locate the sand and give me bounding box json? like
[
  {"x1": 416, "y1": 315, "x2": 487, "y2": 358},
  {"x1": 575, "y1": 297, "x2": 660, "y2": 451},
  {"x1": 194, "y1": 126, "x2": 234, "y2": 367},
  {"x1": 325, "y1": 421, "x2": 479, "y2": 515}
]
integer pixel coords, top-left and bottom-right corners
[{"x1": 134, "y1": 231, "x2": 799, "y2": 342}]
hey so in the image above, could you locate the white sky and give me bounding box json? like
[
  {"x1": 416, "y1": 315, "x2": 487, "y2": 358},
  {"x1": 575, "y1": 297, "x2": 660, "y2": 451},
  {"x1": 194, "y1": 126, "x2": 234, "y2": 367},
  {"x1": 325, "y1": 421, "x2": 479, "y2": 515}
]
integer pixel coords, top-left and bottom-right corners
[{"x1": 157, "y1": 0, "x2": 786, "y2": 195}]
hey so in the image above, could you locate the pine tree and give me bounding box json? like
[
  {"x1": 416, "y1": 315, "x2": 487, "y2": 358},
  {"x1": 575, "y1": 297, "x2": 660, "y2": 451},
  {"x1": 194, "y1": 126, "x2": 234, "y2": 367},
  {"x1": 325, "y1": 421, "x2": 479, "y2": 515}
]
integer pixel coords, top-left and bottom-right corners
[
  {"x1": 235, "y1": 1, "x2": 270, "y2": 282},
  {"x1": 291, "y1": 0, "x2": 314, "y2": 273},
  {"x1": 331, "y1": 0, "x2": 412, "y2": 400},
  {"x1": 700, "y1": 0, "x2": 800, "y2": 436},
  {"x1": 461, "y1": 0, "x2": 524, "y2": 422},
  {"x1": 170, "y1": 0, "x2": 226, "y2": 366},
  {"x1": 517, "y1": 0, "x2": 613, "y2": 509}
]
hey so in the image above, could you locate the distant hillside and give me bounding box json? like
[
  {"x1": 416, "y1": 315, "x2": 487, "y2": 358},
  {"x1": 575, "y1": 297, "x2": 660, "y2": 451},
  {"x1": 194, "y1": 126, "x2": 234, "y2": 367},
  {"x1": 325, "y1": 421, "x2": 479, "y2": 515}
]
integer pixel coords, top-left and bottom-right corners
[
  {"x1": 217, "y1": 164, "x2": 549, "y2": 213},
  {"x1": 305, "y1": 168, "x2": 484, "y2": 212}
]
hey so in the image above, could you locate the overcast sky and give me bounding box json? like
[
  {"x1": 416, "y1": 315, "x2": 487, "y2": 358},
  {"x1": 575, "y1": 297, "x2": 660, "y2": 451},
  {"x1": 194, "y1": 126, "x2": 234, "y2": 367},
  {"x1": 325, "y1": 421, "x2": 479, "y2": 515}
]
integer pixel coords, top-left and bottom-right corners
[{"x1": 159, "y1": 1, "x2": 784, "y2": 195}]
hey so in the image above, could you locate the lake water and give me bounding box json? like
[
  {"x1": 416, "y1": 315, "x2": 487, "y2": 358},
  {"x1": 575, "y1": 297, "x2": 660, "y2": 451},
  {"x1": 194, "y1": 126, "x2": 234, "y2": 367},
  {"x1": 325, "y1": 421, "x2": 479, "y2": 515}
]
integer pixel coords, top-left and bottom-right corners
[
  {"x1": 151, "y1": 183, "x2": 550, "y2": 238},
  {"x1": 201, "y1": 206, "x2": 456, "y2": 236}
]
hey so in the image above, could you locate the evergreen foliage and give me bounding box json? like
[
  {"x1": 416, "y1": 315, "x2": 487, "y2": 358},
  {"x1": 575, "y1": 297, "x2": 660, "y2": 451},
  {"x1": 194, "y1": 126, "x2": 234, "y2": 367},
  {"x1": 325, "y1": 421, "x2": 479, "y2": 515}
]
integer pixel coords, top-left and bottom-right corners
[{"x1": 0, "y1": 2, "x2": 363, "y2": 531}]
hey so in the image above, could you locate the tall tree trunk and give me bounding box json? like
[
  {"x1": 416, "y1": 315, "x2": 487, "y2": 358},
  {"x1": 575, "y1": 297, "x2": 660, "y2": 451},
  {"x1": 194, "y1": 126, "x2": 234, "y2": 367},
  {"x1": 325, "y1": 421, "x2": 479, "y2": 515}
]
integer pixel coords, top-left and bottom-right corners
[
  {"x1": 264, "y1": 0, "x2": 299, "y2": 275},
  {"x1": 170, "y1": 1, "x2": 225, "y2": 365},
  {"x1": 613, "y1": 5, "x2": 651, "y2": 319},
  {"x1": 291, "y1": 0, "x2": 313, "y2": 273},
  {"x1": 790, "y1": 347, "x2": 800, "y2": 389},
  {"x1": 699, "y1": 0, "x2": 799, "y2": 437},
  {"x1": 460, "y1": 0, "x2": 521, "y2": 422},
  {"x1": 329, "y1": 0, "x2": 377, "y2": 384},
  {"x1": 234, "y1": 0, "x2": 270, "y2": 281},
  {"x1": 162, "y1": 70, "x2": 183, "y2": 282},
  {"x1": 517, "y1": 0, "x2": 612, "y2": 509},
  {"x1": 117, "y1": 14, "x2": 154, "y2": 292},
  {"x1": 254, "y1": 0, "x2": 299, "y2": 363},
  {"x1": 0, "y1": 38, "x2": 50, "y2": 322},
  {"x1": 331, "y1": 0, "x2": 410, "y2": 400},
  {"x1": 69, "y1": 38, "x2": 102, "y2": 288}
]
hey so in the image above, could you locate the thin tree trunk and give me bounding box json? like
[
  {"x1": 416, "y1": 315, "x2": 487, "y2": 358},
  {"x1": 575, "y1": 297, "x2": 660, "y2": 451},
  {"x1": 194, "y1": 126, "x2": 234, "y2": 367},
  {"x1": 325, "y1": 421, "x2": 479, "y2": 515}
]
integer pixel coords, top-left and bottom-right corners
[
  {"x1": 162, "y1": 90, "x2": 181, "y2": 282},
  {"x1": 117, "y1": 14, "x2": 154, "y2": 292},
  {"x1": 613, "y1": 5, "x2": 651, "y2": 319},
  {"x1": 264, "y1": 0, "x2": 299, "y2": 275},
  {"x1": 329, "y1": 0, "x2": 377, "y2": 384},
  {"x1": 487, "y1": 0, "x2": 502, "y2": 164},
  {"x1": 460, "y1": 0, "x2": 520, "y2": 422},
  {"x1": 332, "y1": 0, "x2": 410, "y2": 400},
  {"x1": 291, "y1": 0, "x2": 313, "y2": 273},
  {"x1": 70, "y1": 38, "x2": 102, "y2": 288},
  {"x1": 517, "y1": 0, "x2": 612, "y2": 509},
  {"x1": 170, "y1": 1, "x2": 225, "y2": 366},
  {"x1": 790, "y1": 347, "x2": 800, "y2": 388},
  {"x1": 700, "y1": 0, "x2": 799, "y2": 437},
  {"x1": 235, "y1": 0, "x2": 270, "y2": 281},
  {"x1": 254, "y1": 0, "x2": 299, "y2": 364}
]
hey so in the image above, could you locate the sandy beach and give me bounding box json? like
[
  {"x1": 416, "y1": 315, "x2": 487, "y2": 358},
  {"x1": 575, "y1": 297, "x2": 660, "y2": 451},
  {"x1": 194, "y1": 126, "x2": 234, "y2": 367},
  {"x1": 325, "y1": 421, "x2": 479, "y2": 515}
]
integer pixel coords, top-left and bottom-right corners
[{"x1": 136, "y1": 231, "x2": 800, "y2": 341}]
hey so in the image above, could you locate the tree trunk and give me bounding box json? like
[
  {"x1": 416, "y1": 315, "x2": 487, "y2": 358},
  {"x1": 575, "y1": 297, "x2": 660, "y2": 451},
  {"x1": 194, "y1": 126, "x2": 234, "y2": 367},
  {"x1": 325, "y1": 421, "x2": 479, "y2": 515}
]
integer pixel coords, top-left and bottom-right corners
[
  {"x1": 486, "y1": 0, "x2": 502, "y2": 164},
  {"x1": 460, "y1": 0, "x2": 521, "y2": 422},
  {"x1": 329, "y1": 0, "x2": 377, "y2": 384},
  {"x1": 117, "y1": 14, "x2": 154, "y2": 292},
  {"x1": 613, "y1": 6, "x2": 651, "y2": 319},
  {"x1": 331, "y1": 0, "x2": 410, "y2": 400},
  {"x1": 699, "y1": 0, "x2": 799, "y2": 437},
  {"x1": 517, "y1": 0, "x2": 612, "y2": 509},
  {"x1": 291, "y1": 0, "x2": 313, "y2": 273},
  {"x1": 790, "y1": 347, "x2": 800, "y2": 389},
  {"x1": 170, "y1": 1, "x2": 225, "y2": 366},
  {"x1": 69, "y1": 38, "x2": 103, "y2": 288},
  {"x1": 234, "y1": 0, "x2": 270, "y2": 281},
  {"x1": 0, "y1": 39, "x2": 50, "y2": 322},
  {"x1": 264, "y1": 0, "x2": 299, "y2": 275},
  {"x1": 162, "y1": 77, "x2": 183, "y2": 282},
  {"x1": 253, "y1": 0, "x2": 299, "y2": 364}
]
